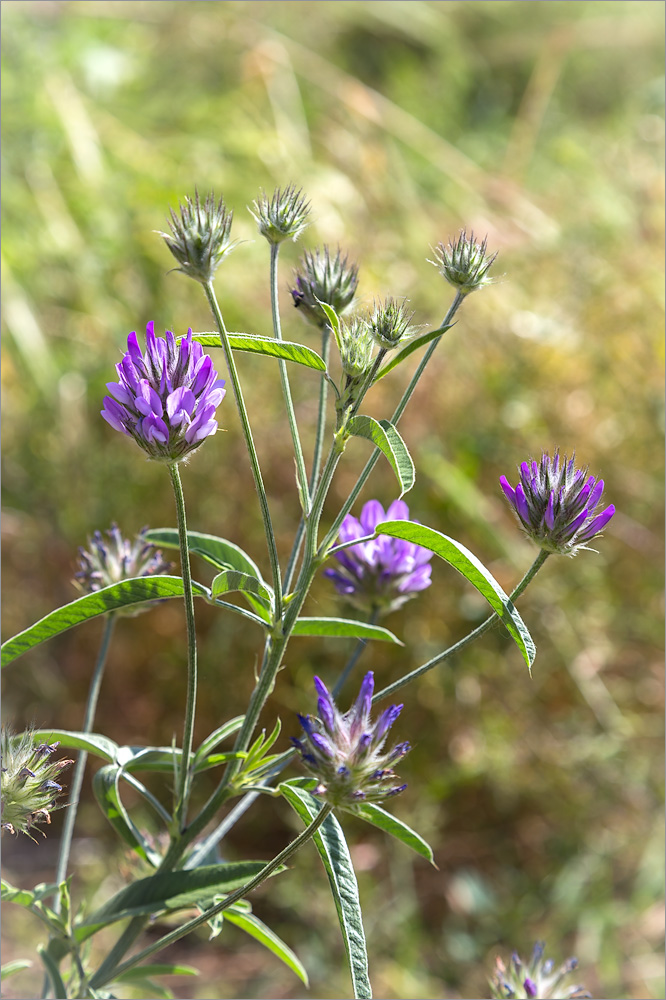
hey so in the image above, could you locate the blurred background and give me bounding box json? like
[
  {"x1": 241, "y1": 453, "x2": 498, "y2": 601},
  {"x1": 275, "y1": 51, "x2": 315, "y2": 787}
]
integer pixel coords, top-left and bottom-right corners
[{"x1": 1, "y1": 2, "x2": 664, "y2": 998}]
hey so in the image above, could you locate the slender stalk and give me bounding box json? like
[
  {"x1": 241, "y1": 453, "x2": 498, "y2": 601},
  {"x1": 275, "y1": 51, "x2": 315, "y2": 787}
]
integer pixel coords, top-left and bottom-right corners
[
  {"x1": 283, "y1": 325, "x2": 331, "y2": 593},
  {"x1": 270, "y1": 242, "x2": 310, "y2": 515},
  {"x1": 89, "y1": 803, "x2": 333, "y2": 990},
  {"x1": 52, "y1": 614, "x2": 116, "y2": 911},
  {"x1": 168, "y1": 462, "x2": 198, "y2": 828},
  {"x1": 321, "y1": 290, "x2": 465, "y2": 553},
  {"x1": 204, "y1": 281, "x2": 282, "y2": 620},
  {"x1": 333, "y1": 609, "x2": 379, "y2": 698},
  {"x1": 374, "y1": 550, "x2": 550, "y2": 703}
]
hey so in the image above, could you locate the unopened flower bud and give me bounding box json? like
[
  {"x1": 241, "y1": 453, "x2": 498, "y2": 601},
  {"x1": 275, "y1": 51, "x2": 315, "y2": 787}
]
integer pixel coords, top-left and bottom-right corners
[
  {"x1": 74, "y1": 524, "x2": 172, "y2": 615},
  {"x1": 291, "y1": 246, "x2": 359, "y2": 328},
  {"x1": 159, "y1": 190, "x2": 236, "y2": 285},
  {"x1": 369, "y1": 297, "x2": 415, "y2": 350},
  {"x1": 249, "y1": 184, "x2": 311, "y2": 244},
  {"x1": 338, "y1": 316, "x2": 375, "y2": 380},
  {"x1": 430, "y1": 230, "x2": 497, "y2": 295}
]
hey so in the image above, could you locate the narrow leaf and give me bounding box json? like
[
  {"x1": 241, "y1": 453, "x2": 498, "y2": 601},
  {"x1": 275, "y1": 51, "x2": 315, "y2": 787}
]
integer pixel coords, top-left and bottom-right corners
[
  {"x1": 374, "y1": 324, "x2": 453, "y2": 380},
  {"x1": 1, "y1": 576, "x2": 210, "y2": 668},
  {"x1": 291, "y1": 617, "x2": 402, "y2": 645},
  {"x1": 113, "y1": 963, "x2": 199, "y2": 983},
  {"x1": 377, "y1": 521, "x2": 536, "y2": 670},
  {"x1": 192, "y1": 333, "x2": 326, "y2": 371},
  {"x1": 28, "y1": 729, "x2": 119, "y2": 763},
  {"x1": 279, "y1": 779, "x2": 372, "y2": 999},
  {"x1": 316, "y1": 302, "x2": 343, "y2": 350},
  {"x1": 347, "y1": 415, "x2": 415, "y2": 497},
  {"x1": 225, "y1": 906, "x2": 309, "y2": 986},
  {"x1": 210, "y1": 570, "x2": 273, "y2": 613},
  {"x1": 78, "y1": 863, "x2": 284, "y2": 940},
  {"x1": 1, "y1": 960, "x2": 32, "y2": 980},
  {"x1": 347, "y1": 802, "x2": 435, "y2": 865},
  {"x1": 37, "y1": 945, "x2": 68, "y2": 1000},
  {"x1": 93, "y1": 766, "x2": 162, "y2": 868},
  {"x1": 195, "y1": 717, "x2": 245, "y2": 761}
]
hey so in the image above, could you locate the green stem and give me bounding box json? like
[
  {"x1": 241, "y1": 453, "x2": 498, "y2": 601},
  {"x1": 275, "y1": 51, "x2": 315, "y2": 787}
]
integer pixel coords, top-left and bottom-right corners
[
  {"x1": 332, "y1": 608, "x2": 380, "y2": 699},
  {"x1": 204, "y1": 281, "x2": 282, "y2": 620},
  {"x1": 168, "y1": 462, "x2": 198, "y2": 828},
  {"x1": 89, "y1": 803, "x2": 333, "y2": 990},
  {"x1": 321, "y1": 290, "x2": 465, "y2": 553},
  {"x1": 283, "y1": 325, "x2": 331, "y2": 593},
  {"x1": 374, "y1": 549, "x2": 550, "y2": 703},
  {"x1": 52, "y1": 614, "x2": 116, "y2": 910},
  {"x1": 270, "y1": 242, "x2": 310, "y2": 515}
]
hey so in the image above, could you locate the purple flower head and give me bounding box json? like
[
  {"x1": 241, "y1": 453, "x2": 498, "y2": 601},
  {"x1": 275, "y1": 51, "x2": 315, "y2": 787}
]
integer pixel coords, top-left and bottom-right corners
[
  {"x1": 292, "y1": 672, "x2": 410, "y2": 809},
  {"x1": 324, "y1": 499, "x2": 434, "y2": 615},
  {"x1": 73, "y1": 524, "x2": 172, "y2": 616},
  {"x1": 500, "y1": 451, "x2": 615, "y2": 556},
  {"x1": 488, "y1": 943, "x2": 591, "y2": 1000},
  {"x1": 102, "y1": 323, "x2": 226, "y2": 463}
]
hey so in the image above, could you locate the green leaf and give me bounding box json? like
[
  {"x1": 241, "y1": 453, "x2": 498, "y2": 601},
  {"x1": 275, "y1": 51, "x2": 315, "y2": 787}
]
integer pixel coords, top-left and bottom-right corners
[
  {"x1": 2, "y1": 879, "x2": 60, "y2": 908},
  {"x1": 93, "y1": 766, "x2": 162, "y2": 868},
  {"x1": 225, "y1": 906, "x2": 309, "y2": 986},
  {"x1": 195, "y1": 717, "x2": 245, "y2": 762},
  {"x1": 376, "y1": 520, "x2": 536, "y2": 670},
  {"x1": 210, "y1": 569, "x2": 273, "y2": 616},
  {"x1": 374, "y1": 324, "x2": 453, "y2": 381},
  {"x1": 347, "y1": 416, "x2": 415, "y2": 497},
  {"x1": 1, "y1": 576, "x2": 210, "y2": 668},
  {"x1": 316, "y1": 302, "x2": 343, "y2": 349},
  {"x1": 112, "y1": 963, "x2": 199, "y2": 983},
  {"x1": 279, "y1": 779, "x2": 372, "y2": 999},
  {"x1": 347, "y1": 803, "x2": 435, "y2": 865},
  {"x1": 1, "y1": 960, "x2": 32, "y2": 980},
  {"x1": 78, "y1": 863, "x2": 284, "y2": 940},
  {"x1": 291, "y1": 617, "x2": 402, "y2": 645},
  {"x1": 28, "y1": 729, "x2": 119, "y2": 763},
  {"x1": 192, "y1": 333, "x2": 326, "y2": 371},
  {"x1": 37, "y1": 944, "x2": 68, "y2": 1000}
]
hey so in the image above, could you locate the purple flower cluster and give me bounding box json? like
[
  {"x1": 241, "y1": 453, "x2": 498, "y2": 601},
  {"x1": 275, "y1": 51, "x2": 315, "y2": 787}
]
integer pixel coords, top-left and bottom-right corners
[
  {"x1": 325, "y1": 500, "x2": 433, "y2": 615},
  {"x1": 292, "y1": 672, "x2": 410, "y2": 809},
  {"x1": 489, "y1": 942, "x2": 591, "y2": 1000},
  {"x1": 101, "y1": 322, "x2": 225, "y2": 462},
  {"x1": 500, "y1": 451, "x2": 615, "y2": 555}
]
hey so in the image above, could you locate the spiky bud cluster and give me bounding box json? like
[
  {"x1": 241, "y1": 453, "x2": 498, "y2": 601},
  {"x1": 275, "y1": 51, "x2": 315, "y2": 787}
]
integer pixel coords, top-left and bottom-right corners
[
  {"x1": 430, "y1": 230, "x2": 497, "y2": 295},
  {"x1": 489, "y1": 942, "x2": 591, "y2": 999},
  {"x1": 500, "y1": 451, "x2": 615, "y2": 555},
  {"x1": 74, "y1": 524, "x2": 171, "y2": 614},
  {"x1": 1, "y1": 729, "x2": 73, "y2": 839},
  {"x1": 291, "y1": 246, "x2": 359, "y2": 328},
  {"x1": 291, "y1": 672, "x2": 410, "y2": 810},
  {"x1": 338, "y1": 316, "x2": 375, "y2": 380},
  {"x1": 369, "y1": 297, "x2": 415, "y2": 350},
  {"x1": 249, "y1": 184, "x2": 311, "y2": 244},
  {"x1": 159, "y1": 190, "x2": 236, "y2": 285}
]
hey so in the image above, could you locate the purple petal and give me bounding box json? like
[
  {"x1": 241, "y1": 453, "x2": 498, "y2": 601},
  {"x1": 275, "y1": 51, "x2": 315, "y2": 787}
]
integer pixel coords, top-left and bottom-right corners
[
  {"x1": 545, "y1": 490, "x2": 556, "y2": 530},
  {"x1": 314, "y1": 676, "x2": 337, "y2": 733},
  {"x1": 141, "y1": 414, "x2": 169, "y2": 445},
  {"x1": 578, "y1": 503, "x2": 615, "y2": 540},
  {"x1": 385, "y1": 499, "x2": 409, "y2": 521},
  {"x1": 311, "y1": 732, "x2": 335, "y2": 758},
  {"x1": 499, "y1": 476, "x2": 516, "y2": 505},
  {"x1": 515, "y1": 483, "x2": 530, "y2": 523},
  {"x1": 360, "y1": 501, "x2": 386, "y2": 534},
  {"x1": 101, "y1": 399, "x2": 129, "y2": 433},
  {"x1": 588, "y1": 478, "x2": 604, "y2": 510},
  {"x1": 373, "y1": 704, "x2": 402, "y2": 742},
  {"x1": 166, "y1": 386, "x2": 196, "y2": 423}
]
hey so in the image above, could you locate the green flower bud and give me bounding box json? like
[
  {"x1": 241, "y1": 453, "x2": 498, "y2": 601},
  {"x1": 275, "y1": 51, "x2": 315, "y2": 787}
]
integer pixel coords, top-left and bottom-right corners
[
  {"x1": 1, "y1": 729, "x2": 73, "y2": 839},
  {"x1": 249, "y1": 184, "x2": 311, "y2": 245},
  {"x1": 369, "y1": 297, "x2": 415, "y2": 349},
  {"x1": 159, "y1": 190, "x2": 237, "y2": 285},
  {"x1": 430, "y1": 230, "x2": 497, "y2": 295}
]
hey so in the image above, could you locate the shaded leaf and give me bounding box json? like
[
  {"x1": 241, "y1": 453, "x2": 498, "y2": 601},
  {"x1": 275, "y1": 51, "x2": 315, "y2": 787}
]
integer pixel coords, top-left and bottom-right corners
[
  {"x1": 93, "y1": 766, "x2": 162, "y2": 868},
  {"x1": 347, "y1": 416, "x2": 415, "y2": 497},
  {"x1": 374, "y1": 324, "x2": 453, "y2": 380},
  {"x1": 225, "y1": 906, "x2": 309, "y2": 986},
  {"x1": 1, "y1": 960, "x2": 32, "y2": 980},
  {"x1": 347, "y1": 802, "x2": 435, "y2": 865},
  {"x1": 291, "y1": 617, "x2": 402, "y2": 645}
]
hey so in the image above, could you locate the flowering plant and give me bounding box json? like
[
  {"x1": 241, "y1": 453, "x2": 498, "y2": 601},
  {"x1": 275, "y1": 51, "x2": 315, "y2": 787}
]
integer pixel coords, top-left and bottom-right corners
[{"x1": 1, "y1": 186, "x2": 612, "y2": 999}]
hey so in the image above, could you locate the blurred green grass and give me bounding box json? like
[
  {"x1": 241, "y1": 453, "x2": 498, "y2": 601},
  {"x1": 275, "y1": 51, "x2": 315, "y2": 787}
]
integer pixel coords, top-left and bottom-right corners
[{"x1": 1, "y1": 2, "x2": 663, "y2": 998}]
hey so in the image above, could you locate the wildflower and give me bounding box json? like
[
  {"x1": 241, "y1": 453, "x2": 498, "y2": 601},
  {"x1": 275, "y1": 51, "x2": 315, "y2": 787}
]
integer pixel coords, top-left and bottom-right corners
[
  {"x1": 500, "y1": 451, "x2": 615, "y2": 555},
  {"x1": 291, "y1": 246, "x2": 359, "y2": 328},
  {"x1": 489, "y1": 942, "x2": 591, "y2": 999},
  {"x1": 291, "y1": 672, "x2": 410, "y2": 809},
  {"x1": 159, "y1": 190, "x2": 236, "y2": 285},
  {"x1": 249, "y1": 184, "x2": 311, "y2": 244},
  {"x1": 429, "y1": 230, "x2": 497, "y2": 295},
  {"x1": 74, "y1": 524, "x2": 171, "y2": 614},
  {"x1": 1, "y1": 729, "x2": 73, "y2": 839},
  {"x1": 324, "y1": 500, "x2": 433, "y2": 615},
  {"x1": 101, "y1": 322, "x2": 226, "y2": 463},
  {"x1": 368, "y1": 297, "x2": 415, "y2": 350}
]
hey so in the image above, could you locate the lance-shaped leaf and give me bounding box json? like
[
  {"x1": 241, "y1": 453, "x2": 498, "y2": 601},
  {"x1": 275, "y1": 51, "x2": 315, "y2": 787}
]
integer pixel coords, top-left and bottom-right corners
[
  {"x1": 224, "y1": 907, "x2": 309, "y2": 987},
  {"x1": 346, "y1": 802, "x2": 435, "y2": 865},
  {"x1": 77, "y1": 862, "x2": 284, "y2": 940},
  {"x1": 191, "y1": 333, "x2": 326, "y2": 371},
  {"x1": 279, "y1": 779, "x2": 372, "y2": 1000},
  {"x1": 347, "y1": 416, "x2": 415, "y2": 497},
  {"x1": 374, "y1": 324, "x2": 453, "y2": 380},
  {"x1": 291, "y1": 617, "x2": 402, "y2": 645},
  {"x1": 93, "y1": 765, "x2": 163, "y2": 868},
  {"x1": 1, "y1": 576, "x2": 210, "y2": 668},
  {"x1": 376, "y1": 520, "x2": 536, "y2": 670},
  {"x1": 27, "y1": 729, "x2": 119, "y2": 764},
  {"x1": 1, "y1": 960, "x2": 32, "y2": 981},
  {"x1": 210, "y1": 569, "x2": 273, "y2": 618}
]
